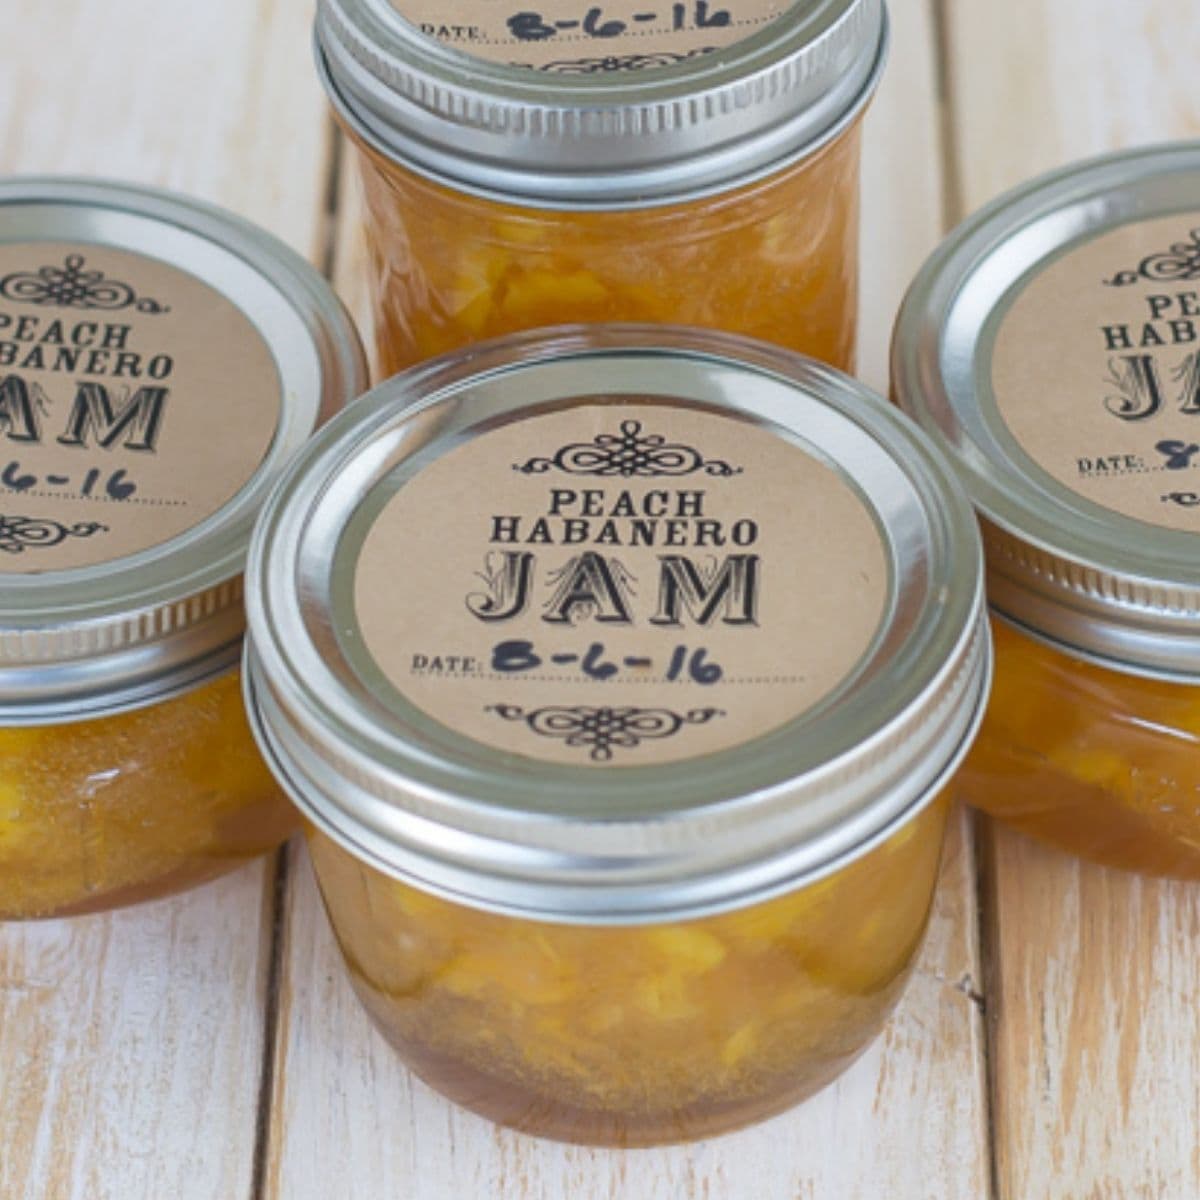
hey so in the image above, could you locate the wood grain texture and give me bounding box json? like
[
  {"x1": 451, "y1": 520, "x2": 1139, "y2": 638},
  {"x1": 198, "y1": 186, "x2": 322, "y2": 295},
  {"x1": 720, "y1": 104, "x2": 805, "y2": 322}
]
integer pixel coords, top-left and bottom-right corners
[
  {"x1": 264, "y1": 4, "x2": 994, "y2": 1197},
  {"x1": 941, "y1": 2, "x2": 1200, "y2": 1197},
  {"x1": 0, "y1": 3, "x2": 333, "y2": 1198},
  {"x1": 941, "y1": 0, "x2": 1200, "y2": 215},
  {"x1": 0, "y1": 0, "x2": 333, "y2": 256},
  {"x1": 0, "y1": 866, "x2": 276, "y2": 1200},
  {"x1": 855, "y1": 0, "x2": 947, "y2": 395},
  {"x1": 978, "y1": 835, "x2": 1200, "y2": 1200}
]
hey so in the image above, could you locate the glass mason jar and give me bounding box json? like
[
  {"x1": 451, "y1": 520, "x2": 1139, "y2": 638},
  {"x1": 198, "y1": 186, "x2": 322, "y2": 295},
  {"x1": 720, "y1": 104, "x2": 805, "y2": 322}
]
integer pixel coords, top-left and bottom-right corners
[
  {"x1": 244, "y1": 325, "x2": 990, "y2": 1145},
  {"x1": 893, "y1": 143, "x2": 1200, "y2": 878},
  {"x1": 0, "y1": 178, "x2": 366, "y2": 917},
  {"x1": 315, "y1": 0, "x2": 888, "y2": 377}
]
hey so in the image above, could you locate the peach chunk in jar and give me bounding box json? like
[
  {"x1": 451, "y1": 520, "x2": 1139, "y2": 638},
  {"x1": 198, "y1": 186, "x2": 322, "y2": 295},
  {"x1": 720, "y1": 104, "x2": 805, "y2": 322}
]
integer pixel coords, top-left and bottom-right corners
[
  {"x1": 307, "y1": 789, "x2": 950, "y2": 1147},
  {"x1": 0, "y1": 670, "x2": 296, "y2": 918},
  {"x1": 350, "y1": 122, "x2": 864, "y2": 379},
  {"x1": 961, "y1": 618, "x2": 1200, "y2": 877}
]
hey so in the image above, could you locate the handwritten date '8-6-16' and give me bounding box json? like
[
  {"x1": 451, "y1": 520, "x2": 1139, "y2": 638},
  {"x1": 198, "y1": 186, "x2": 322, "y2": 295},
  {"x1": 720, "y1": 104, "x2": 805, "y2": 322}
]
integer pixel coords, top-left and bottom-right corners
[
  {"x1": 507, "y1": 2, "x2": 733, "y2": 43},
  {"x1": 487, "y1": 639, "x2": 724, "y2": 683}
]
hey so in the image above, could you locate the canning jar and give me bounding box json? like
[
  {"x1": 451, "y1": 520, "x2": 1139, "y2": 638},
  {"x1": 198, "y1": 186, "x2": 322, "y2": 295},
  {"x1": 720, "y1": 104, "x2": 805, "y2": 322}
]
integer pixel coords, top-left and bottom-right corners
[
  {"x1": 315, "y1": 0, "x2": 887, "y2": 377},
  {"x1": 0, "y1": 179, "x2": 366, "y2": 917},
  {"x1": 893, "y1": 142, "x2": 1200, "y2": 878},
  {"x1": 245, "y1": 325, "x2": 989, "y2": 1144}
]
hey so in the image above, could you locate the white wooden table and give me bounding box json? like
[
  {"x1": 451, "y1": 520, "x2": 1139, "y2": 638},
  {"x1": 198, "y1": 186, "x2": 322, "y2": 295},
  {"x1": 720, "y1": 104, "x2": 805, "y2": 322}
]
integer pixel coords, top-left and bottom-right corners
[{"x1": 2, "y1": 3, "x2": 1199, "y2": 1197}]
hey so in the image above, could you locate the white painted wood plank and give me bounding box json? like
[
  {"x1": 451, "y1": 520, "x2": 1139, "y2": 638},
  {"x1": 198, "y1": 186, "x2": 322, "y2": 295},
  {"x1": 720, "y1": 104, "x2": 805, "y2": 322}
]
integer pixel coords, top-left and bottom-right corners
[
  {"x1": 943, "y1": 0, "x2": 1200, "y2": 216},
  {"x1": 0, "y1": 866, "x2": 274, "y2": 1200},
  {"x1": 855, "y1": 0, "x2": 949, "y2": 394},
  {"x1": 0, "y1": 0, "x2": 333, "y2": 259},
  {"x1": 980, "y1": 835, "x2": 1200, "y2": 1200},
  {"x1": 265, "y1": 4, "x2": 993, "y2": 1196},
  {"x1": 942, "y1": 3, "x2": 1200, "y2": 1197},
  {"x1": 0, "y1": 2, "x2": 334, "y2": 1197}
]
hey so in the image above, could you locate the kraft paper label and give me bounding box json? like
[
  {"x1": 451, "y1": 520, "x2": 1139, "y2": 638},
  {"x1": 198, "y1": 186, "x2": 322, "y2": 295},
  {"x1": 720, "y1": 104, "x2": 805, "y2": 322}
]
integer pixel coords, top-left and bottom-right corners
[
  {"x1": 993, "y1": 214, "x2": 1200, "y2": 532},
  {"x1": 0, "y1": 241, "x2": 281, "y2": 572},
  {"x1": 390, "y1": 0, "x2": 788, "y2": 72},
  {"x1": 352, "y1": 402, "x2": 888, "y2": 767}
]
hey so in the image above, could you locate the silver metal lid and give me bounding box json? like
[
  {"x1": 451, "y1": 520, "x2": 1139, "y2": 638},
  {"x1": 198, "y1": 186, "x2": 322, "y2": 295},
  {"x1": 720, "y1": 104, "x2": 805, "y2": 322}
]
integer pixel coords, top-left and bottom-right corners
[
  {"x1": 245, "y1": 324, "x2": 988, "y2": 922},
  {"x1": 892, "y1": 142, "x2": 1200, "y2": 682},
  {"x1": 315, "y1": 0, "x2": 887, "y2": 206},
  {"x1": 0, "y1": 178, "x2": 367, "y2": 723}
]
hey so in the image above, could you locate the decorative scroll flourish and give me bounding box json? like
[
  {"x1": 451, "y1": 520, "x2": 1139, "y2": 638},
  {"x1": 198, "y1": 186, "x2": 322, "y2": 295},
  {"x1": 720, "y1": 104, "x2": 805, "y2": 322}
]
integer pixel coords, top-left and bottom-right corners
[
  {"x1": 1105, "y1": 229, "x2": 1200, "y2": 286},
  {"x1": 1162, "y1": 492, "x2": 1200, "y2": 508},
  {"x1": 514, "y1": 419, "x2": 742, "y2": 478},
  {"x1": 487, "y1": 702, "x2": 724, "y2": 761},
  {"x1": 0, "y1": 254, "x2": 169, "y2": 313},
  {"x1": 0, "y1": 515, "x2": 109, "y2": 554},
  {"x1": 534, "y1": 48, "x2": 714, "y2": 72}
]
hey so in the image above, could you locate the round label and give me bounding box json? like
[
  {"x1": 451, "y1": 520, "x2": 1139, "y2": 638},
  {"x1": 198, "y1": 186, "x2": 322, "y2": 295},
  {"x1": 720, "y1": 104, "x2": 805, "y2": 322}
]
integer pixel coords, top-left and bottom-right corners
[
  {"x1": 993, "y1": 214, "x2": 1200, "y2": 533},
  {"x1": 0, "y1": 241, "x2": 281, "y2": 572},
  {"x1": 389, "y1": 0, "x2": 788, "y2": 72},
  {"x1": 351, "y1": 403, "x2": 888, "y2": 767}
]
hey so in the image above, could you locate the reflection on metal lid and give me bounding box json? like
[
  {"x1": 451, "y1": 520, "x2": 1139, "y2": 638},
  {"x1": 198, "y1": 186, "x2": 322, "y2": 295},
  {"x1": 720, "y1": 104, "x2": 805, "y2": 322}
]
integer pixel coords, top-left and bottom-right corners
[
  {"x1": 0, "y1": 177, "x2": 367, "y2": 722},
  {"x1": 246, "y1": 324, "x2": 988, "y2": 921},
  {"x1": 315, "y1": 0, "x2": 887, "y2": 205},
  {"x1": 893, "y1": 141, "x2": 1200, "y2": 681}
]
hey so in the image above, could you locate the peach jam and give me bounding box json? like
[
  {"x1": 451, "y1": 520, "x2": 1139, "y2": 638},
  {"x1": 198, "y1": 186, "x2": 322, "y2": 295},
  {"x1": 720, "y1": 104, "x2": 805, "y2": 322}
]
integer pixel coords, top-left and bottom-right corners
[
  {"x1": 0, "y1": 178, "x2": 365, "y2": 917},
  {"x1": 245, "y1": 325, "x2": 989, "y2": 1144},
  {"x1": 893, "y1": 143, "x2": 1200, "y2": 878},
  {"x1": 315, "y1": 0, "x2": 887, "y2": 375}
]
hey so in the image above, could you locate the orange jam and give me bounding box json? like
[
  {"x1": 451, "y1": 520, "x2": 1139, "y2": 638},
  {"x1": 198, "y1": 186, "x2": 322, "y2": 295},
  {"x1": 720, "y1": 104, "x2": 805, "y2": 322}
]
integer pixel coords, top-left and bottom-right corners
[
  {"x1": 308, "y1": 791, "x2": 950, "y2": 1146},
  {"x1": 350, "y1": 123, "x2": 863, "y2": 377},
  {"x1": 962, "y1": 619, "x2": 1200, "y2": 878},
  {"x1": 316, "y1": 0, "x2": 886, "y2": 376},
  {"x1": 891, "y1": 144, "x2": 1200, "y2": 878},
  {"x1": 0, "y1": 672, "x2": 294, "y2": 918},
  {"x1": 0, "y1": 178, "x2": 364, "y2": 916},
  {"x1": 244, "y1": 327, "x2": 989, "y2": 1143}
]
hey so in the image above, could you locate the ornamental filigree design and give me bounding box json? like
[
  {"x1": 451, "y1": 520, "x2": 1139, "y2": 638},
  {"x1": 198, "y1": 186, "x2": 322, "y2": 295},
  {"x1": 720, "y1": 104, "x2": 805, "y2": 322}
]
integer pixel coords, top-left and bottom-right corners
[
  {"x1": 0, "y1": 254, "x2": 169, "y2": 312},
  {"x1": 487, "y1": 703, "x2": 724, "y2": 761},
  {"x1": 1105, "y1": 229, "x2": 1200, "y2": 286},
  {"x1": 1162, "y1": 492, "x2": 1200, "y2": 508},
  {"x1": 514, "y1": 420, "x2": 742, "y2": 479},
  {"x1": 535, "y1": 49, "x2": 714, "y2": 73},
  {"x1": 0, "y1": 515, "x2": 109, "y2": 553}
]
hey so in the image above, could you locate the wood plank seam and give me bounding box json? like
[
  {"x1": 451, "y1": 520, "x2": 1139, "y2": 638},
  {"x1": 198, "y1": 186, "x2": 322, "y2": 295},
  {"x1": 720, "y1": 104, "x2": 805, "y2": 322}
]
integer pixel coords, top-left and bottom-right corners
[
  {"x1": 929, "y1": 0, "x2": 966, "y2": 249},
  {"x1": 251, "y1": 848, "x2": 293, "y2": 1200},
  {"x1": 923, "y1": 3, "x2": 1017, "y2": 1191},
  {"x1": 973, "y1": 813, "x2": 1005, "y2": 1200},
  {"x1": 249, "y1": 108, "x2": 346, "y2": 1200},
  {"x1": 927, "y1": 2, "x2": 1000, "y2": 1197},
  {"x1": 933, "y1": 2, "x2": 1200, "y2": 1186},
  {"x1": 320, "y1": 126, "x2": 348, "y2": 283}
]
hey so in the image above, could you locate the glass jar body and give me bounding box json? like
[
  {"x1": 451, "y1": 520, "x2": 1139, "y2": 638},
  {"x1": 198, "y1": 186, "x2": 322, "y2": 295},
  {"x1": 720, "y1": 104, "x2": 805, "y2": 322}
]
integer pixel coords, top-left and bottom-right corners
[
  {"x1": 307, "y1": 789, "x2": 950, "y2": 1146},
  {"x1": 961, "y1": 617, "x2": 1200, "y2": 877},
  {"x1": 350, "y1": 123, "x2": 864, "y2": 379},
  {"x1": 0, "y1": 668, "x2": 296, "y2": 918}
]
